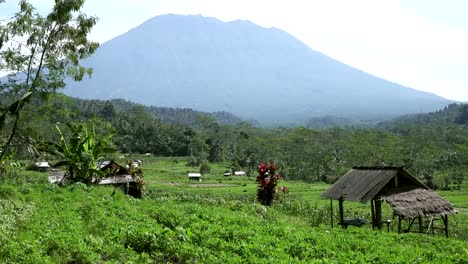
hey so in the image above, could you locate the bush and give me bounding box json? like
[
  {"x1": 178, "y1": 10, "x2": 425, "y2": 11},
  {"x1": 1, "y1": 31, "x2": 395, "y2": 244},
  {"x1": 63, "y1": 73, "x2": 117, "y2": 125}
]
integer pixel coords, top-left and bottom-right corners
[
  {"x1": 199, "y1": 163, "x2": 211, "y2": 175},
  {"x1": 256, "y1": 163, "x2": 282, "y2": 206}
]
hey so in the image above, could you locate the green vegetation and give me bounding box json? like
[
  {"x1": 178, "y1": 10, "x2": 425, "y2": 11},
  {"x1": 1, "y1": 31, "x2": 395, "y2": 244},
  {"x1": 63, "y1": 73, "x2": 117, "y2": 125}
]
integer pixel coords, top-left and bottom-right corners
[
  {"x1": 6, "y1": 93, "x2": 468, "y2": 190},
  {"x1": 1, "y1": 1, "x2": 467, "y2": 262},
  {"x1": 1, "y1": 0, "x2": 97, "y2": 175},
  {"x1": 39, "y1": 122, "x2": 116, "y2": 184},
  {"x1": 0, "y1": 159, "x2": 467, "y2": 263}
]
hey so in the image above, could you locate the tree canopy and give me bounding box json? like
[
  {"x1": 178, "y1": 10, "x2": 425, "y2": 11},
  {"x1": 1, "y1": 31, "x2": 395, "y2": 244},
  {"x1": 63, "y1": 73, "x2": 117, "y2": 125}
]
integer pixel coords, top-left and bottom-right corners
[{"x1": 0, "y1": 0, "x2": 98, "y2": 173}]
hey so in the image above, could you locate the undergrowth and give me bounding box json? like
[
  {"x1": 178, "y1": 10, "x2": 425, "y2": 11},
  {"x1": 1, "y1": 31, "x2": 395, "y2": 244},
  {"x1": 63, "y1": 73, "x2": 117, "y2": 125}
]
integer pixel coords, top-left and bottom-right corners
[{"x1": 0, "y1": 163, "x2": 466, "y2": 263}]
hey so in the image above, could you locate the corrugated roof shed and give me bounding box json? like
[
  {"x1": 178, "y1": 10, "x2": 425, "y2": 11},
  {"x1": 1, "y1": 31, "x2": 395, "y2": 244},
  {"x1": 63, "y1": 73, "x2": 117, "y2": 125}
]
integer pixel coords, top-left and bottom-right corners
[
  {"x1": 320, "y1": 167, "x2": 427, "y2": 203},
  {"x1": 98, "y1": 175, "x2": 137, "y2": 185}
]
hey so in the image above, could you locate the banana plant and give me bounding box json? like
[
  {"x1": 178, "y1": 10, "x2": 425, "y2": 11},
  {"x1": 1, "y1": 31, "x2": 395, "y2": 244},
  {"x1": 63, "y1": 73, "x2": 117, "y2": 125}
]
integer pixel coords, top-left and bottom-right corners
[{"x1": 40, "y1": 122, "x2": 116, "y2": 184}]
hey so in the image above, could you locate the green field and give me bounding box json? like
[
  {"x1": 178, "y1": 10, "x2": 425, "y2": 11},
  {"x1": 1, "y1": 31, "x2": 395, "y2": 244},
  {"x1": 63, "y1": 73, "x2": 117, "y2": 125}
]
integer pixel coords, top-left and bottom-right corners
[{"x1": 0, "y1": 157, "x2": 467, "y2": 263}]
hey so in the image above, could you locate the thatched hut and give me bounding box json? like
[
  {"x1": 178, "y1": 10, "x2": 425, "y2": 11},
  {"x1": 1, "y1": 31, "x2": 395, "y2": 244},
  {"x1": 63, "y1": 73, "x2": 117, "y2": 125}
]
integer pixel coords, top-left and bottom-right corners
[{"x1": 321, "y1": 167, "x2": 456, "y2": 236}]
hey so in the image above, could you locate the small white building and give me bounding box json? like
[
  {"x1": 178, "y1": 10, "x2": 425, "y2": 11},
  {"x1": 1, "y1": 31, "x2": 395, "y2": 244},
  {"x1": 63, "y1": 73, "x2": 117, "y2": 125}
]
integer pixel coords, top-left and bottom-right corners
[
  {"x1": 34, "y1": 161, "x2": 50, "y2": 172},
  {"x1": 223, "y1": 171, "x2": 232, "y2": 177},
  {"x1": 234, "y1": 171, "x2": 246, "y2": 176},
  {"x1": 188, "y1": 172, "x2": 202, "y2": 181}
]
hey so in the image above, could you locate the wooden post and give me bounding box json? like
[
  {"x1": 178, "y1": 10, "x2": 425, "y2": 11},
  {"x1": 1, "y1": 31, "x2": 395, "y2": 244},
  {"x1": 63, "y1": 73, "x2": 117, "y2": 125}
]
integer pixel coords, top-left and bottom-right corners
[
  {"x1": 375, "y1": 198, "x2": 382, "y2": 230},
  {"x1": 338, "y1": 197, "x2": 344, "y2": 227},
  {"x1": 442, "y1": 215, "x2": 449, "y2": 238},
  {"x1": 370, "y1": 199, "x2": 376, "y2": 230},
  {"x1": 418, "y1": 216, "x2": 423, "y2": 233},
  {"x1": 426, "y1": 216, "x2": 434, "y2": 234},
  {"x1": 398, "y1": 216, "x2": 402, "y2": 233},
  {"x1": 330, "y1": 199, "x2": 334, "y2": 228},
  {"x1": 406, "y1": 217, "x2": 416, "y2": 232}
]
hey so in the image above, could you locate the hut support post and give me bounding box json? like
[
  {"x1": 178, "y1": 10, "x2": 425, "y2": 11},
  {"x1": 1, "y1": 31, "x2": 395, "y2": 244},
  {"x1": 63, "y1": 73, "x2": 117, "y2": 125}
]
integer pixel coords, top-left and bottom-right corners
[
  {"x1": 418, "y1": 216, "x2": 423, "y2": 233},
  {"x1": 398, "y1": 216, "x2": 402, "y2": 233},
  {"x1": 375, "y1": 198, "x2": 382, "y2": 230},
  {"x1": 406, "y1": 217, "x2": 416, "y2": 232},
  {"x1": 370, "y1": 199, "x2": 376, "y2": 230},
  {"x1": 442, "y1": 215, "x2": 449, "y2": 238},
  {"x1": 330, "y1": 199, "x2": 334, "y2": 228},
  {"x1": 338, "y1": 197, "x2": 344, "y2": 227}
]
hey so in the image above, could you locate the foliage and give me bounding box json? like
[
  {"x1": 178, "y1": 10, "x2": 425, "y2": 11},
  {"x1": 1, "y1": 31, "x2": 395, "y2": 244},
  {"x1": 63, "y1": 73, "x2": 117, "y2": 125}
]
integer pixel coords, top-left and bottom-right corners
[
  {"x1": 199, "y1": 162, "x2": 211, "y2": 175},
  {"x1": 0, "y1": 0, "x2": 99, "y2": 92},
  {"x1": 0, "y1": 0, "x2": 98, "y2": 174},
  {"x1": 39, "y1": 122, "x2": 116, "y2": 184},
  {"x1": 2, "y1": 86, "x2": 468, "y2": 189},
  {"x1": 256, "y1": 163, "x2": 282, "y2": 206},
  {"x1": 8, "y1": 94, "x2": 467, "y2": 189},
  {"x1": 0, "y1": 161, "x2": 467, "y2": 263}
]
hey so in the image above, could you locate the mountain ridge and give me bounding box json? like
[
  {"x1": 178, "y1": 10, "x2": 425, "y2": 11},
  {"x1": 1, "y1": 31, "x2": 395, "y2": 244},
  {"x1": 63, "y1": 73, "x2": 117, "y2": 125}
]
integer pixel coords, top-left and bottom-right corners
[{"x1": 64, "y1": 14, "x2": 452, "y2": 124}]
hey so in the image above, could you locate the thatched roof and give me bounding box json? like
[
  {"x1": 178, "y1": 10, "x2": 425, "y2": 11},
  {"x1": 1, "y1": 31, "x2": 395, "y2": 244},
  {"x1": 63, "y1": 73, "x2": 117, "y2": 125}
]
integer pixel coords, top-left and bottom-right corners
[
  {"x1": 385, "y1": 188, "x2": 457, "y2": 218},
  {"x1": 321, "y1": 167, "x2": 427, "y2": 203}
]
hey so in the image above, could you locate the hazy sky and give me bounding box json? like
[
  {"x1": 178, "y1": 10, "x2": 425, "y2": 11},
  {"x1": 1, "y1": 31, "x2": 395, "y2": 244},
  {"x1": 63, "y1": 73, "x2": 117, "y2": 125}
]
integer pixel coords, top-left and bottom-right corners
[{"x1": 2, "y1": 0, "x2": 468, "y2": 101}]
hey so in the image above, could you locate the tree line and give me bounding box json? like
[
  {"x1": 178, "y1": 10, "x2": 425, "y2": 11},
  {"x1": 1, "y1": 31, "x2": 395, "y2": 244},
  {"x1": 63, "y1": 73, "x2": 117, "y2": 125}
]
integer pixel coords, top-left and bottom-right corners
[
  {"x1": 5, "y1": 91, "x2": 468, "y2": 190},
  {"x1": 1, "y1": 0, "x2": 466, "y2": 190}
]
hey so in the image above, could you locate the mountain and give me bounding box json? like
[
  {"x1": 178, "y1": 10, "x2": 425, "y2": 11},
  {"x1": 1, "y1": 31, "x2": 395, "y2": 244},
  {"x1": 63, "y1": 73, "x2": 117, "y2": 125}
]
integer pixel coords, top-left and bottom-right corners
[{"x1": 64, "y1": 14, "x2": 452, "y2": 124}]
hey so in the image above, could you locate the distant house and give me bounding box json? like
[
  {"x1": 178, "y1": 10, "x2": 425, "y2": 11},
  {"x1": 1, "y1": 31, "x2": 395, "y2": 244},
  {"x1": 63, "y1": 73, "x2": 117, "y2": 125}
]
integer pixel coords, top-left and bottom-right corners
[
  {"x1": 234, "y1": 171, "x2": 246, "y2": 176},
  {"x1": 34, "y1": 161, "x2": 50, "y2": 172},
  {"x1": 188, "y1": 172, "x2": 202, "y2": 181},
  {"x1": 223, "y1": 170, "x2": 232, "y2": 177}
]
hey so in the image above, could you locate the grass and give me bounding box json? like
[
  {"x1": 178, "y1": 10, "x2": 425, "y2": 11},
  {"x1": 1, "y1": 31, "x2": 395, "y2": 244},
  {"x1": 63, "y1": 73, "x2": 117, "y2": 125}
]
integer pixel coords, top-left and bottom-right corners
[{"x1": 0, "y1": 156, "x2": 467, "y2": 263}]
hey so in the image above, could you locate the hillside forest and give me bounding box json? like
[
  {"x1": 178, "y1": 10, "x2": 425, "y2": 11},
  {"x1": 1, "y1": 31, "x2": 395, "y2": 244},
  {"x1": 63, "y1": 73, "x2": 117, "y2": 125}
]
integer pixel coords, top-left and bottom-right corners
[{"x1": 3, "y1": 93, "x2": 468, "y2": 190}]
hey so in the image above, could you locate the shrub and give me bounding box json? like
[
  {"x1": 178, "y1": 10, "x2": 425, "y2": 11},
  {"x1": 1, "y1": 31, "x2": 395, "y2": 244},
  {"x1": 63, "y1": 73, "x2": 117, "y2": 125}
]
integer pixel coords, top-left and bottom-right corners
[
  {"x1": 256, "y1": 163, "x2": 282, "y2": 206},
  {"x1": 199, "y1": 162, "x2": 211, "y2": 175}
]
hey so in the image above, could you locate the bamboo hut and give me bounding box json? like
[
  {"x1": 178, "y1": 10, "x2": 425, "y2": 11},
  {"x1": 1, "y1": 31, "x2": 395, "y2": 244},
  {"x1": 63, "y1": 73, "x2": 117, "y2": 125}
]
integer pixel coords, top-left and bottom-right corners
[{"x1": 321, "y1": 167, "x2": 457, "y2": 237}]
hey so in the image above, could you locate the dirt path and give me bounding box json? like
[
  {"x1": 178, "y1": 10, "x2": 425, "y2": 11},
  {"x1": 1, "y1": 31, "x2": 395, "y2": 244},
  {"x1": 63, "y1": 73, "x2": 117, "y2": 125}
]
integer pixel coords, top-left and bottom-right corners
[
  {"x1": 163, "y1": 182, "x2": 236, "y2": 188},
  {"x1": 164, "y1": 182, "x2": 182, "y2": 186},
  {"x1": 188, "y1": 183, "x2": 236, "y2": 188}
]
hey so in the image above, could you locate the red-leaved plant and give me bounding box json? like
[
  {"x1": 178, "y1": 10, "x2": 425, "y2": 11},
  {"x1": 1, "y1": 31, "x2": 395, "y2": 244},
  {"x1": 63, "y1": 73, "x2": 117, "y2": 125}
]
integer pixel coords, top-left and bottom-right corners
[{"x1": 256, "y1": 163, "x2": 282, "y2": 206}]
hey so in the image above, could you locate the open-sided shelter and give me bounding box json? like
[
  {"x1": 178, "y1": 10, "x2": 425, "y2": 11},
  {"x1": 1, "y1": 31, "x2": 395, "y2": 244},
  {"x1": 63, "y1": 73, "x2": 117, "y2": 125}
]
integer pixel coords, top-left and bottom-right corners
[{"x1": 321, "y1": 167, "x2": 456, "y2": 236}]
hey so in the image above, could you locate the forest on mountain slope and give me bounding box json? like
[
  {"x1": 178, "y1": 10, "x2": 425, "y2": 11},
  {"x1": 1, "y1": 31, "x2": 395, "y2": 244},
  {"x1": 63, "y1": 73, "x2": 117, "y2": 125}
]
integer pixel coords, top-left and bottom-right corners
[{"x1": 4, "y1": 93, "x2": 467, "y2": 190}]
